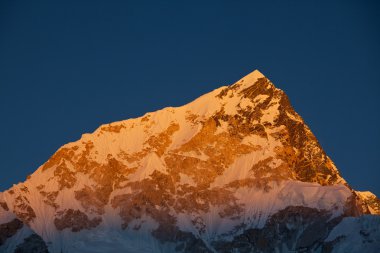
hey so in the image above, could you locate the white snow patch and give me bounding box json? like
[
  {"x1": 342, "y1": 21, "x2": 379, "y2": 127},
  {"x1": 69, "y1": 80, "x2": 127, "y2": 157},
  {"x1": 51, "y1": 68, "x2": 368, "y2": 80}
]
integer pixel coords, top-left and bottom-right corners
[{"x1": 128, "y1": 152, "x2": 167, "y2": 182}]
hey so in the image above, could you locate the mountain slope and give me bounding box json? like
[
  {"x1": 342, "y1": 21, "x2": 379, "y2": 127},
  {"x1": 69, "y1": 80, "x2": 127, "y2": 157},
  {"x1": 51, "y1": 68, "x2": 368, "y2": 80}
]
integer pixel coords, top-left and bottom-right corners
[{"x1": 1, "y1": 70, "x2": 379, "y2": 253}]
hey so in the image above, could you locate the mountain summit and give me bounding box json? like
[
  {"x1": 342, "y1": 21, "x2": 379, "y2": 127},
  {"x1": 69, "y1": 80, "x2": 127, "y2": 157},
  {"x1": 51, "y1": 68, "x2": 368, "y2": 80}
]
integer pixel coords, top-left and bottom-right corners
[{"x1": 1, "y1": 70, "x2": 379, "y2": 253}]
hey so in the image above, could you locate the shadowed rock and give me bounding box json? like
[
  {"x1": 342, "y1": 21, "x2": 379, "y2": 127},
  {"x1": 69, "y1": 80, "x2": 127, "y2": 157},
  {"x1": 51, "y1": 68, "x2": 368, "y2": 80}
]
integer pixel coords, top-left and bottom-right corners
[{"x1": 14, "y1": 234, "x2": 49, "y2": 253}]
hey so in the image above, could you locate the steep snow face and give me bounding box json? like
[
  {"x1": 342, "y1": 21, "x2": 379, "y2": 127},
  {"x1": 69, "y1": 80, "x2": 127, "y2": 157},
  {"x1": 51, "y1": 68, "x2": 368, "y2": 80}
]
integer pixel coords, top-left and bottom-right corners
[
  {"x1": 325, "y1": 215, "x2": 380, "y2": 253},
  {"x1": 0, "y1": 70, "x2": 379, "y2": 253}
]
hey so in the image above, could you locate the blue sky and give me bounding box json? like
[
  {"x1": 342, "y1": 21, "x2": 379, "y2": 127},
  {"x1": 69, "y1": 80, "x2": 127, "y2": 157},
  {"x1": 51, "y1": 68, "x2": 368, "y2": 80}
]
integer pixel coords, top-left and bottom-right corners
[{"x1": 0, "y1": 1, "x2": 379, "y2": 195}]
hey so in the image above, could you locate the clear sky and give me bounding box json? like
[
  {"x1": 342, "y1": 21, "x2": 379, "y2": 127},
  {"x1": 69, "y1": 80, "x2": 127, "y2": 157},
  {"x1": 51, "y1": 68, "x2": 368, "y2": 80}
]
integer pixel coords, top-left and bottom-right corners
[{"x1": 0, "y1": 1, "x2": 379, "y2": 196}]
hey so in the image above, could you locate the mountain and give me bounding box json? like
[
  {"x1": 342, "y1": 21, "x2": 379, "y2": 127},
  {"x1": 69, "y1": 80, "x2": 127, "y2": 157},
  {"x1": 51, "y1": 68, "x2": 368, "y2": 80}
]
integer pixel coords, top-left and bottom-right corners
[{"x1": 1, "y1": 70, "x2": 379, "y2": 253}]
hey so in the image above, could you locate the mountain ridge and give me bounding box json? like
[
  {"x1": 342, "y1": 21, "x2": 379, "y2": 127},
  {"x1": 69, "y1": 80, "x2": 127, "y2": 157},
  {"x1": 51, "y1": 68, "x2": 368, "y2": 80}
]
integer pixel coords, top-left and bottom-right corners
[{"x1": 1, "y1": 70, "x2": 379, "y2": 253}]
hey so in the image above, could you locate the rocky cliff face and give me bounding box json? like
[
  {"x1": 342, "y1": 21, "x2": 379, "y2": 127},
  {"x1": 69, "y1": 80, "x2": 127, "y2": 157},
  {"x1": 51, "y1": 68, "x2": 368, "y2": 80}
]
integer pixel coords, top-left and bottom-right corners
[{"x1": 0, "y1": 70, "x2": 379, "y2": 253}]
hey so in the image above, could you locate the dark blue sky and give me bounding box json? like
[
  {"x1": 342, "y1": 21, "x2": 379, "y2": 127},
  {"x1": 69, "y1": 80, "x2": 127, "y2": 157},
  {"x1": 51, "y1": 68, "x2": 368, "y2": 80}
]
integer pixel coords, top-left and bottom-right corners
[{"x1": 0, "y1": 1, "x2": 379, "y2": 195}]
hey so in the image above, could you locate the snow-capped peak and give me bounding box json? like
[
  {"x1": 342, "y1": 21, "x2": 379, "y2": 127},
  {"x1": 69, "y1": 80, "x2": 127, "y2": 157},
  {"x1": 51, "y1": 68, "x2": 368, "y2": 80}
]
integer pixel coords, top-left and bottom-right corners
[
  {"x1": 1, "y1": 70, "x2": 379, "y2": 253},
  {"x1": 236, "y1": 69, "x2": 265, "y2": 87}
]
